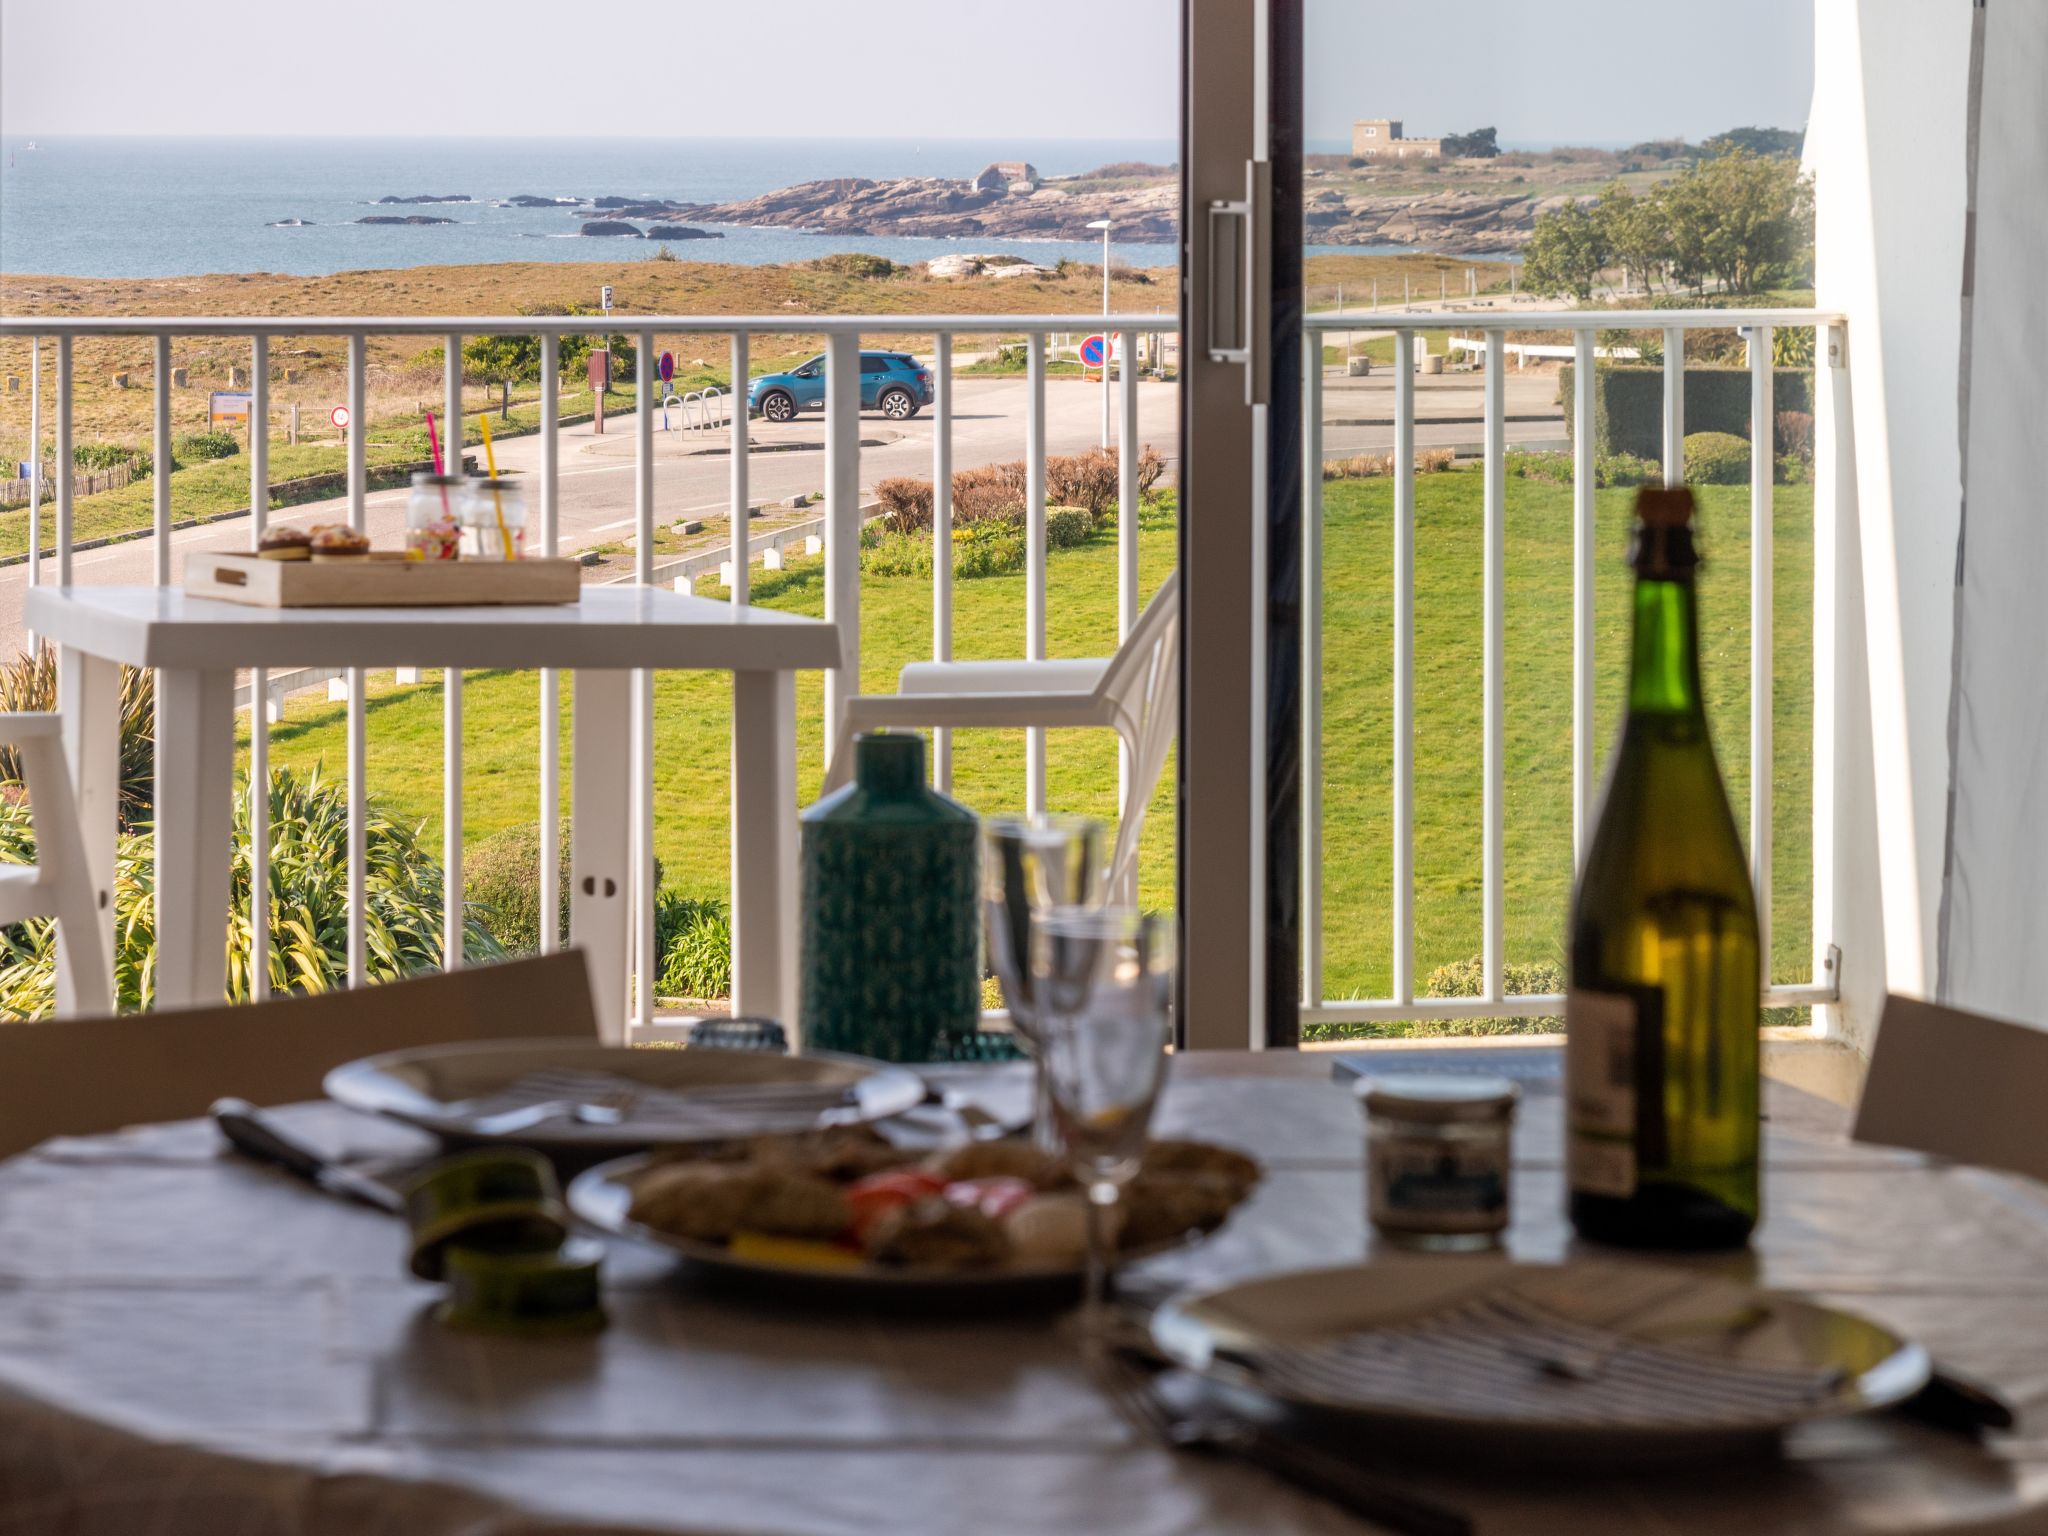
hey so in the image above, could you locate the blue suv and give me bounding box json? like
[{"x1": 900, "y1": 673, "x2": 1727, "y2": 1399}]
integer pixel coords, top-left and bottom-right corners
[{"x1": 748, "y1": 350, "x2": 934, "y2": 423}]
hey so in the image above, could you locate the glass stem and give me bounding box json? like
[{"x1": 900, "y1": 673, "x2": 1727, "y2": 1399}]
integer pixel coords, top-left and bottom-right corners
[{"x1": 1083, "y1": 1180, "x2": 1118, "y2": 1348}]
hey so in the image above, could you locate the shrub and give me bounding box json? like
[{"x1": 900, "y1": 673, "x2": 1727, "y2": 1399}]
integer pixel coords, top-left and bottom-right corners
[
  {"x1": 875, "y1": 476, "x2": 936, "y2": 535},
  {"x1": 172, "y1": 431, "x2": 239, "y2": 465},
  {"x1": 1774, "y1": 409, "x2": 1814, "y2": 465},
  {"x1": 1321, "y1": 447, "x2": 1456, "y2": 481},
  {"x1": 1560, "y1": 364, "x2": 1813, "y2": 458},
  {"x1": 860, "y1": 529, "x2": 932, "y2": 578},
  {"x1": 1772, "y1": 327, "x2": 1817, "y2": 368},
  {"x1": 804, "y1": 252, "x2": 903, "y2": 279},
  {"x1": 1414, "y1": 954, "x2": 1566, "y2": 1036},
  {"x1": 952, "y1": 522, "x2": 1026, "y2": 579},
  {"x1": 1045, "y1": 506, "x2": 1094, "y2": 550},
  {"x1": 0, "y1": 764, "x2": 499, "y2": 1014},
  {"x1": 1596, "y1": 452, "x2": 1661, "y2": 487},
  {"x1": 0, "y1": 648, "x2": 155, "y2": 831},
  {"x1": 1776, "y1": 453, "x2": 1810, "y2": 486},
  {"x1": 950, "y1": 461, "x2": 1026, "y2": 525},
  {"x1": 72, "y1": 440, "x2": 149, "y2": 475},
  {"x1": 1505, "y1": 450, "x2": 1574, "y2": 486},
  {"x1": 1046, "y1": 447, "x2": 1119, "y2": 517},
  {"x1": 465, "y1": 822, "x2": 571, "y2": 955},
  {"x1": 654, "y1": 892, "x2": 731, "y2": 999},
  {"x1": 1683, "y1": 430, "x2": 1751, "y2": 485}
]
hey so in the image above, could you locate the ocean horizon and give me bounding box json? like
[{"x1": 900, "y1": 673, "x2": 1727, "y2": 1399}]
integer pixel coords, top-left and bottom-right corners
[{"x1": 0, "y1": 134, "x2": 1456, "y2": 281}]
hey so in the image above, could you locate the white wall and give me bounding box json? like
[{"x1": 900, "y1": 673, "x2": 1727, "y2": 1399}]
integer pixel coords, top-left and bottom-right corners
[{"x1": 1809, "y1": 0, "x2": 1973, "y2": 1049}]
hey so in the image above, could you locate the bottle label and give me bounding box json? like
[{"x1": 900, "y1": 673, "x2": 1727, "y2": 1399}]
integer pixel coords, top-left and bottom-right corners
[{"x1": 1566, "y1": 988, "x2": 1639, "y2": 1198}]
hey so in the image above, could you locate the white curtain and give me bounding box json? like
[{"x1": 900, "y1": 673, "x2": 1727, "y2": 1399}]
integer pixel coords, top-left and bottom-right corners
[{"x1": 1939, "y1": 0, "x2": 2048, "y2": 1026}]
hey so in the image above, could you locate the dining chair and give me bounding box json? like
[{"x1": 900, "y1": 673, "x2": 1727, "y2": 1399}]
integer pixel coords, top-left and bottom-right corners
[
  {"x1": 0, "y1": 949, "x2": 599, "y2": 1160},
  {"x1": 825, "y1": 569, "x2": 1180, "y2": 901},
  {"x1": 0, "y1": 711, "x2": 113, "y2": 1017},
  {"x1": 1852, "y1": 993, "x2": 2048, "y2": 1183}
]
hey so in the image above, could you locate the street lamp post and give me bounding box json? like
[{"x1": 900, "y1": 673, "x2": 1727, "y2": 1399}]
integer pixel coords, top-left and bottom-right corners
[{"x1": 1086, "y1": 218, "x2": 1113, "y2": 449}]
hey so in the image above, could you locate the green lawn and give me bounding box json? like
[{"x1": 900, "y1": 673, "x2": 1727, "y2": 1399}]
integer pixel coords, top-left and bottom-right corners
[{"x1": 243, "y1": 472, "x2": 1814, "y2": 1021}]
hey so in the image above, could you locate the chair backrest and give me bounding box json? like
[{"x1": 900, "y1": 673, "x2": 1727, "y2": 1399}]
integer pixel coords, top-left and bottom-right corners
[
  {"x1": 1853, "y1": 993, "x2": 2048, "y2": 1182},
  {"x1": 1093, "y1": 569, "x2": 1182, "y2": 708},
  {"x1": 1096, "y1": 572, "x2": 1182, "y2": 898},
  {"x1": 0, "y1": 950, "x2": 599, "y2": 1160}
]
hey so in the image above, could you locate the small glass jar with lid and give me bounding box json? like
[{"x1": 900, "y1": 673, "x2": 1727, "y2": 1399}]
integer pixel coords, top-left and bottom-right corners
[
  {"x1": 404, "y1": 473, "x2": 463, "y2": 561},
  {"x1": 459, "y1": 477, "x2": 527, "y2": 561},
  {"x1": 1358, "y1": 1073, "x2": 1518, "y2": 1251}
]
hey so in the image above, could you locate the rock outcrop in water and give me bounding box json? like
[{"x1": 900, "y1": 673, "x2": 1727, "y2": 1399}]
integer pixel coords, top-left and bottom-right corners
[
  {"x1": 267, "y1": 218, "x2": 315, "y2": 227},
  {"x1": 357, "y1": 215, "x2": 454, "y2": 226},
  {"x1": 578, "y1": 221, "x2": 645, "y2": 237},
  {"x1": 377, "y1": 194, "x2": 469, "y2": 204},
  {"x1": 645, "y1": 225, "x2": 722, "y2": 241},
  {"x1": 506, "y1": 194, "x2": 579, "y2": 207}
]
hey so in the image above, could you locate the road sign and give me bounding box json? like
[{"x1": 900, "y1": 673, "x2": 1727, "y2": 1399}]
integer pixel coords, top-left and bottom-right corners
[
  {"x1": 1079, "y1": 334, "x2": 1108, "y2": 368},
  {"x1": 208, "y1": 391, "x2": 252, "y2": 425},
  {"x1": 330, "y1": 404, "x2": 350, "y2": 430},
  {"x1": 659, "y1": 351, "x2": 674, "y2": 385},
  {"x1": 601, "y1": 285, "x2": 614, "y2": 312}
]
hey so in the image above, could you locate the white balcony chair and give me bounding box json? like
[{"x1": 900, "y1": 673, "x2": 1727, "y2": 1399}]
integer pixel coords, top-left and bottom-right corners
[
  {"x1": 826, "y1": 571, "x2": 1180, "y2": 901},
  {"x1": 0, "y1": 713, "x2": 112, "y2": 1017}
]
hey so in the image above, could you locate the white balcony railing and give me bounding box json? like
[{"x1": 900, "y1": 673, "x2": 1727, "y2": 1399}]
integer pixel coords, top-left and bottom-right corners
[
  {"x1": 0, "y1": 313, "x2": 1174, "y2": 1035},
  {"x1": 1299, "y1": 309, "x2": 1847, "y2": 1029}
]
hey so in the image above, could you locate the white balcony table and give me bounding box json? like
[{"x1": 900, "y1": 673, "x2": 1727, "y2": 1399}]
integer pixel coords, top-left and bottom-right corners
[
  {"x1": 23, "y1": 584, "x2": 840, "y2": 1029},
  {"x1": 1, "y1": 1052, "x2": 2045, "y2": 1536}
]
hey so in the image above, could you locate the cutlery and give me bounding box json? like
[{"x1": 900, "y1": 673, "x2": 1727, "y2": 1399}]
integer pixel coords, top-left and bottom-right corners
[
  {"x1": 1098, "y1": 1347, "x2": 1473, "y2": 1536},
  {"x1": 467, "y1": 1099, "x2": 630, "y2": 1136},
  {"x1": 1896, "y1": 1365, "x2": 2017, "y2": 1439},
  {"x1": 210, "y1": 1098, "x2": 405, "y2": 1215}
]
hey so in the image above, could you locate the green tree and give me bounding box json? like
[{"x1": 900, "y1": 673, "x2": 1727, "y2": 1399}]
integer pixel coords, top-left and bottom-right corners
[
  {"x1": 1440, "y1": 126, "x2": 1499, "y2": 159},
  {"x1": 1598, "y1": 181, "x2": 1672, "y2": 297},
  {"x1": 1521, "y1": 198, "x2": 1612, "y2": 300},
  {"x1": 1662, "y1": 150, "x2": 1814, "y2": 295},
  {"x1": 1703, "y1": 126, "x2": 1804, "y2": 159},
  {"x1": 462, "y1": 333, "x2": 543, "y2": 387}
]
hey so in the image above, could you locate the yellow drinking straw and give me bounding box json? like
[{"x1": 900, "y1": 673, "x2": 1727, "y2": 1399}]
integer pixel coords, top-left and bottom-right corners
[{"x1": 476, "y1": 414, "x2": 517, "y2": 559}]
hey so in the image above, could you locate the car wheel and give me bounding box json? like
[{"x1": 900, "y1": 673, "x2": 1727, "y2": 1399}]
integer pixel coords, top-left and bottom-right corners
[
  {"x1": 880, "y1": 388, "x2": 915, "y2": 421},
  {"x1": 761, "y1": 391, "x2": 796, "y2": 423}
]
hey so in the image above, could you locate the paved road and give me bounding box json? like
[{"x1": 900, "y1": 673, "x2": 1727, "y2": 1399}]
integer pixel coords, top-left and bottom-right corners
[{"x1": 0, "y1": 366, "x2": 1567, "y2": 658}]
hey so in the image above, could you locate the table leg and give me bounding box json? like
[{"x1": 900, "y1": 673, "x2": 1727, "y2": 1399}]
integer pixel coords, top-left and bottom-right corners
[
  {"x1": 56, "y1": 650, "x2": 120, "y2": 1014},
  {"x1": 571, "y1": 669, "x2": 632, "y2": 1042},
  {"x1": 732, "y1": 669, "x2": 799, "y2": 1043},
  {"x1": 154, "y1": 668, "x2": 236, "y2": 1009}
]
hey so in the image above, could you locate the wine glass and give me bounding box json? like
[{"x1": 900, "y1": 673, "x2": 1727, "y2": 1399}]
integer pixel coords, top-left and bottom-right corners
[
  {"x1": 981, "y1": 816, "x2": 1106, "y2": 1140},
  {"x1": 1030, "y1": 905, "x2": 1173, "y2": 1343}
]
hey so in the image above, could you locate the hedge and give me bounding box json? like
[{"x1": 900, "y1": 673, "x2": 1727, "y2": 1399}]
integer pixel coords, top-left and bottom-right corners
[{"x1": 1560, "y1": 365, "x2": 1813, "y2": 459}]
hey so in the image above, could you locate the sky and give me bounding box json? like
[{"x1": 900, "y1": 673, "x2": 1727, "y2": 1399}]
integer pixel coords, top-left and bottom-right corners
[{"x1": 2, "y1": 0, "x2": 1811, "y2": 146}]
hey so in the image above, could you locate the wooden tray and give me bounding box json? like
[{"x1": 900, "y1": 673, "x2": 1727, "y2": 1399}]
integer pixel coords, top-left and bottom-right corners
[{"x1": 185, "y1": 551, "x2": 581, "y2": 608}]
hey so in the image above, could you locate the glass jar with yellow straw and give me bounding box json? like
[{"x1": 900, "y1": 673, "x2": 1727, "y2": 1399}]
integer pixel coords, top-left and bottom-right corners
[{"x1": 461, "y1": 413, "x2": 524, "y2": 560}]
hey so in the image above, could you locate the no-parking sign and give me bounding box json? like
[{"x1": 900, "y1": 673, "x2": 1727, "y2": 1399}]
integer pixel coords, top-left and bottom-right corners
[
  {"x1": 1079, "y1": 334, "x2": 1108, "y2": 368},
  {"x1": 660, "y1": 352, "x2": 675, "y2": 385}
]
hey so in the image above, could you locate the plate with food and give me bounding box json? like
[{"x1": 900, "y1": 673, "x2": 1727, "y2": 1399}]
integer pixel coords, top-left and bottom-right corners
[
  {"x1": 569, "y1": 1125, "x2": 1262, "y2": 1300},
  {"x1": 324, "y1": 1038, "x2": 927, "y2": 1155},
  {"x1": 1148, "y1": 1257, "x2": 1930, "y2": 1463}
]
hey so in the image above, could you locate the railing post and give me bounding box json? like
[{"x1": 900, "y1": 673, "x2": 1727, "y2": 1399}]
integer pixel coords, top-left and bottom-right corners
[
  {"x1": 442, "y1": 334, "x2": 465, "y2": 972},
  {"x1": 823, "y1": 331, "x2": 862, "y2": 779},
  {"x1": 932, "y1": 332, "x2": 954, "y2": 791},
  {"x1": 249, "y1": 334, "x2": 271, "y2": 1001},
  {"x1": 634, "y1": 332, "x2": 655, "y2": 1034},
  {"x1": 729, "y1": 333, "x2": 749, "y2": 607},
  {"x1": 1812, "y1": 321, "x2": 1849, "y2": 1034},
  {"x1": 1026, "y1": 330, "x2": 1048, "y2": 816},
  {"x1": 55, "y1": 336, "x2": 72, "y2": 586},
  {"x1": 539, "y1": 333, "x2": 561, "y2": 956},
  {"x1": 1663, "y1": 326, "x2": 1686, "y2": 486},
  {"x1": 26, "y1": 337, "x2": 39, "y2": 616},
  {"x1": 1117, "y1": 329, "x2": 1140, "y2": 820},
  {"x1": 1301, "y1": 340, "x2": 1324, "y2": 1005},
  {"x1": 1392, "y1": 330, "x2": 1416, "y2": 1006},
  {"x1": 1750, "y1": 326, "x2": 1775, "y2": 982},
  {"x1": 1572, "y1": 329, "x2": 1597, "y2": 867},
  {"x1": 152, "y1": 335, "x2": 171, "y2": 586},
  {"x1": 345, "y1": 332, "x2": 367, "y2": 986},
  {"x1": 1481, "y1": 330, "x2": 1506, "y2": 1005}
]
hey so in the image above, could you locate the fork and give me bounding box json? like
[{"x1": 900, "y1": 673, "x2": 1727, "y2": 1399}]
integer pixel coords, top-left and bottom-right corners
[{"x1": 1096, "y1": 1347, "x2": 1473, "y2": 1536}]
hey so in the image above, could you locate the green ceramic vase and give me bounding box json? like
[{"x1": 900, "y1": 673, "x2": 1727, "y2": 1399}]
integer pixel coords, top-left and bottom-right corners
[{"x1": 799, "y1": 733, "x2": 981, "y2": 1062}]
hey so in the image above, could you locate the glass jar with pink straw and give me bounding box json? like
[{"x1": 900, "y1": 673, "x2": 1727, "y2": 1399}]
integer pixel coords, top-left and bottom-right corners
[{"x1": 406, "y1": 411, "x2": 462, "y2": 560}]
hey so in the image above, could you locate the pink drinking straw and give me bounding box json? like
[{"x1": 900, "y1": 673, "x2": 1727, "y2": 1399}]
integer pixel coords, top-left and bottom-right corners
[{"x1": 423, "y1": 411, "x2": 452, "y2": 516}]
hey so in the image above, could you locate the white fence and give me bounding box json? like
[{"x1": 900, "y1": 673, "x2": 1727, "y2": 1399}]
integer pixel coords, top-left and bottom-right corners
[
  {"x1": 1299, "y1": 310, "x2": 1844, "y2": 1027},
  {"x1": 0, "y1": 313, "x2": 1173, "y2": 1037}
]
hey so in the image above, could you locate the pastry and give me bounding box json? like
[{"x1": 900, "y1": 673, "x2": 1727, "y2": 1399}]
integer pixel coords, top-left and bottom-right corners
[
  {"x1": 257, "y1": 526, "x2": 312, "y2": 561},
  {"x1": 863, "y1": 1197, "x2": 1010, "y2": 1269},
  {"x1": 309, "y1": 524, "x2": 370, "y2": 562}
]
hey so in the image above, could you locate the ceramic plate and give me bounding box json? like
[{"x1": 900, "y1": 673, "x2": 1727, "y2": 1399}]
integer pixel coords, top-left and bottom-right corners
[
  {"x1": 1150, "y1": 1257, "x2": 1930, "y2": 1462},
  {"x1": 323, "y1": 1038, "x2": 926, "y2": 1154}
]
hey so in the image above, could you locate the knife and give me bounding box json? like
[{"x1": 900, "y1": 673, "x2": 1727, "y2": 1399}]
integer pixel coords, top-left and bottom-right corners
[{"x1": 210, "y1": 1097, "x2": 406, "y2": 1215}]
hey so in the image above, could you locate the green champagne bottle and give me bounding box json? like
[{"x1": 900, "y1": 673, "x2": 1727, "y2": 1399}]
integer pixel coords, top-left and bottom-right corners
[{"x1": 1567, "y1": 487, "x2": 1761, "y2": 1250}]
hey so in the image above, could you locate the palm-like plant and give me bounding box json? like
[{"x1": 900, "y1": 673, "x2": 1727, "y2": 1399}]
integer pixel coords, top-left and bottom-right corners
[
  {"x1": 0, "y1": 763, "x2": 502, "y2": 1016},
  {"x1": 0, "y1": 647, "x2": 156, "y2": 831}
]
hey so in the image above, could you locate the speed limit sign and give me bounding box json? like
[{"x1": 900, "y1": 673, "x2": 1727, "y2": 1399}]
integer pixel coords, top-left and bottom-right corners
[{"x1": 330, "y1": 405, "x2": 351, "y2": 430}]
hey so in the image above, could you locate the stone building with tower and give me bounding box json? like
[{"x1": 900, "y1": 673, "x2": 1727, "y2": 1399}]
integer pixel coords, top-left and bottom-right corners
[{"x1": 1351, "y1": 119, "x2": 1442, "y2": 160}]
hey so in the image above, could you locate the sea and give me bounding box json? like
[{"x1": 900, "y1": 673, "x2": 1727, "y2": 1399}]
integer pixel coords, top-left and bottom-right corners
[{"x1": 0, "y1": 135, "x2": 1430, "y2": 281}]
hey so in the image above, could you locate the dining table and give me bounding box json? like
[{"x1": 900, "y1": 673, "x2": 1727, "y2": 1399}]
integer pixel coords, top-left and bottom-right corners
[
  {"x1": 2, "y1": 1048, "x2": 2045, "y2": 1536},
  {"x1": 23, "y1": 583, "x2": 840, "y2": 1030}
]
